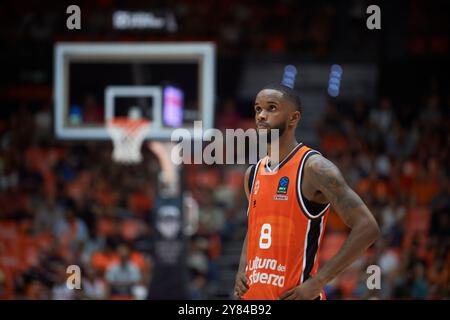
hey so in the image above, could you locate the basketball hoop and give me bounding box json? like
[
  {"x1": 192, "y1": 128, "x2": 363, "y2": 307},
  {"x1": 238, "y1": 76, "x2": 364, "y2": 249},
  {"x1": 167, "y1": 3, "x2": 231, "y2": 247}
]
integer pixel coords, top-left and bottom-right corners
[{"x1": 107, "y1": 117, "x2": 151, "y2": 164}]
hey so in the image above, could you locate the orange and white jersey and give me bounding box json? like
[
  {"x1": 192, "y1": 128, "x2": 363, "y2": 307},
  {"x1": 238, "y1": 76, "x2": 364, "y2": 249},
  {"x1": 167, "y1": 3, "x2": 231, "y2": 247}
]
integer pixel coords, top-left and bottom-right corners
[{"x1": 242, "y1": 143, "x2": 330, "y2": 300}]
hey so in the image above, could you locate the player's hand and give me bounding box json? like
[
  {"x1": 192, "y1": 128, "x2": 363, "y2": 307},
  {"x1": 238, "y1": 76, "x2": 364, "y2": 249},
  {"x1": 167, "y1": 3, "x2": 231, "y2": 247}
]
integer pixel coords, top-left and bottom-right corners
[
  {"x1": 234, "y1": 272, "x2": 249, "y2": 299},
  {"x1": 278, "y1": 276, "x2": 323, "y2": 300}
]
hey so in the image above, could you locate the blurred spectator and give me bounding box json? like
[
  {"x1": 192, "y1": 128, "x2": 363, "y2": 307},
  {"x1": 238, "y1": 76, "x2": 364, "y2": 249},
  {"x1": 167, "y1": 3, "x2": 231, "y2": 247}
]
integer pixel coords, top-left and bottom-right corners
[
  {"x1": 197, "y1": 188, "x2": 226, "y2": 236},
  {"x1": 51, "y1": 264, "x2": 75, "y2": 300},
  {"x1": 105, "y1": 244, "x2": 141, "y2": 299},
  {"x1": 81, "y1": 266, "x2": 107, "y2": 300},
  {"x1": 52, "y1": 199, "x2": 89, "y2": 251},
  {"x1": 410, "y1": 263, "x2": 429, "y2": 299},
  {"x1": 187, "y1": 237, "x2": 209, "y2": 276},
  {"x1": 189, "y1": 271, "x2": 208, "y2": 300},
  {"x1": 385, "y1": 123, "x2": 417, "y2": 160},
  {"x1": 419, "y1": 94, "x2": 442, "y2": 128},
  {"x1": 369, "y1": 97, "x2": 394, "y2": 133},
  {"x1": 430, "y1": 178, "x2": 450, "y2": 240}
]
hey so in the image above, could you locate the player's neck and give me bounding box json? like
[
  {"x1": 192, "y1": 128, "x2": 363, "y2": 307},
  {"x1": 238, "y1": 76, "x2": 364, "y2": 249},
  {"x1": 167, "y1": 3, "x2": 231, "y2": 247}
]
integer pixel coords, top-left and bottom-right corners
[{"x1": 267, "y1": 135, "x2": 299, "y2": 166}]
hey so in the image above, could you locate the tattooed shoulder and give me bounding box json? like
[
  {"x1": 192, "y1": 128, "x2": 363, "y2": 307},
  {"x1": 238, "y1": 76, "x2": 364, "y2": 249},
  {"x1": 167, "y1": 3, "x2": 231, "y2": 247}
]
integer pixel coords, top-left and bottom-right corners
[
  {"x1": 305, "y1": 154, "x2": 342, "y2": 189},
  {"x1": 305, "y1": 154, "x2": 364, "y2": 210}
]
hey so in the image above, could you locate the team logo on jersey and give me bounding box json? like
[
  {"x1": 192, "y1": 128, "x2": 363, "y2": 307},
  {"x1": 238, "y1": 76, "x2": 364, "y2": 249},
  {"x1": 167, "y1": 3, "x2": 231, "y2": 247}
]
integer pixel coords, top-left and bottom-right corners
[
  {"x1": 276, "y1": 176, "x2": 289, "y2": 194},
  {"x1": 254, "y1": 180, "x2": 260, "y2": 195}
]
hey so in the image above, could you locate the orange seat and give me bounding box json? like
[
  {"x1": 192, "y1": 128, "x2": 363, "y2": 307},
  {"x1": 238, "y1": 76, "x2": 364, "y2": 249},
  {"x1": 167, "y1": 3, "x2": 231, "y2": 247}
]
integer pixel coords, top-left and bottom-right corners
[
  {"x1": 0, "y1": 266, "x2": 17, "y2": 299},
  {"x1": 111, "y1": 295, "x2": 134, "y2": 300},
  {"x1": 0, "y1": 221, "x2": 19, "y2": 241},
  {"x1": 127, "y1": 192, "x2": 152, "y2": 217},
  {"x1": 97, "y1": 218, "x2": 115, "y2": 236},
  {"x1": 320, "y1": 232, "x2": 347, "y2": 263},
  {"x1": 405, "y1": 207, "x2": 430, "y2": 233},
  {"x1": 130, "y1": 252, "x2": 146, "y2": 271},
  {"x1": 225, "y1": 170, "x2": 244, "y2": 191},
  {"x1": 121, "y1": 219, "x2": 144, "y2": 241},
  {"x1": 91, "y1": 251, "x2": 119, "y2": 273},
  {"x1": 337, "y1": 268, "x2": 359, "y2": 299},
  {"x1": 196, "y1": 169, "x2": 221, "y2": 188},
  {"x1": 326, "y1": 209, "x2": 349, "y2": 232}
]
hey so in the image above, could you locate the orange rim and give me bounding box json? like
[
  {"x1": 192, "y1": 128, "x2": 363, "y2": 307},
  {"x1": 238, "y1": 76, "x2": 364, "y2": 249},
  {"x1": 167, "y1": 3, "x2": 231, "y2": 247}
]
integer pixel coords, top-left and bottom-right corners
[{"x1": 107, "y1": 117, "x2": 151, "y2": 134}]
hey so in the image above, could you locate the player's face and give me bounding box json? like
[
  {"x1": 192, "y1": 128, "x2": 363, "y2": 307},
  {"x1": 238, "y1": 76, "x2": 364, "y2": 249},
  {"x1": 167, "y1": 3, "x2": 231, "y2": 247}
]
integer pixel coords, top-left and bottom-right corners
[{"x1": 254, "y1": 89, "x2": 291, "y2": 138}]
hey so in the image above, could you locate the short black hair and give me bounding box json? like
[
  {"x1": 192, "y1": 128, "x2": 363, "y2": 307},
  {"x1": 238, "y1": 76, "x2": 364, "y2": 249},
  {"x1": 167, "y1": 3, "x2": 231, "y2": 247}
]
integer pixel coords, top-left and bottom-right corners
[{"x1": 261, "y1": 83, "x2": 302, "y2": 113}]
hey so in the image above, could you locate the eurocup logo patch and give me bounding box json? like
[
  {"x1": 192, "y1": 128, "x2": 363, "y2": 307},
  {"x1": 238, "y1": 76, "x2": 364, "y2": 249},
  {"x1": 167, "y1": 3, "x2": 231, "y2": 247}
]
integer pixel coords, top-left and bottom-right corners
[{"x1": 277, "y1": 176, "x2": 289, "y2": 194}]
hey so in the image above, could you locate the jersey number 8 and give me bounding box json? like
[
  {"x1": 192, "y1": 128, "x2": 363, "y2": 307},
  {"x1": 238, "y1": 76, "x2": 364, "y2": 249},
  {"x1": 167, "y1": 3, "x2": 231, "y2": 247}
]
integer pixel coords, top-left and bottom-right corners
[{"x1": 259, "y1": 223, "x2": 272, "y2": 249}]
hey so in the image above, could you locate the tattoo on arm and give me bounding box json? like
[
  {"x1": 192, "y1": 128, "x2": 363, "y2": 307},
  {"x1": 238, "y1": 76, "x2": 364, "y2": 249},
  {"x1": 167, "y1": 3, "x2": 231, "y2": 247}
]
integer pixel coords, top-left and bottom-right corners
[
  {"x1": 305, "y1": 155, "x2": 380, "y2": 286},
  {"x1": 307, "y1": 155, "x2": 365, "y2": 212}
]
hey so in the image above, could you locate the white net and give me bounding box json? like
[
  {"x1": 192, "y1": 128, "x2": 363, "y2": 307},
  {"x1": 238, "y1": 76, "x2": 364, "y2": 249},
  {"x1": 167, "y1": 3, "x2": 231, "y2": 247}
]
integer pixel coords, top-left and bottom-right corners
[{"x1": 107, "y1": 118, "x2": 151, "y2": 164}]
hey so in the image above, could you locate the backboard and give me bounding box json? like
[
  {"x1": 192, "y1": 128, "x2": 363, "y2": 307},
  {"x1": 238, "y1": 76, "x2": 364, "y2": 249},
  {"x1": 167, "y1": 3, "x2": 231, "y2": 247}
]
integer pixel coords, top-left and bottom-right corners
[{"x1": 53, "y1": 42, "x2": 215, "y2": 140}]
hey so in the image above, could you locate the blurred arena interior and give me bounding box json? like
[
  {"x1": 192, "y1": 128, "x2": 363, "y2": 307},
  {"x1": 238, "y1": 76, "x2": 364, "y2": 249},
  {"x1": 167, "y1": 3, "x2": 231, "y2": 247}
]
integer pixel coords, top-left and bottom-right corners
[{"x1": 0, "y1": 0, "x2": 449, "y2": 300}]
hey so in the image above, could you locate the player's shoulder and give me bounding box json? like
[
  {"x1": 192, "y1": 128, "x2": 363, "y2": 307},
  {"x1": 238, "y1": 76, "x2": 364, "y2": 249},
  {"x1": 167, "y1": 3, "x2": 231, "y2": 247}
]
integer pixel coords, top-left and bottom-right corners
[
  {"x1": 244, "y1": 164, "x2": 257, "y2": 199},
  {"x1": 303, "y1": 151, "x2": 341, "y2": 180},
  {"x1": 244, "y1": 164, "x2": 254, "y2": 178},
  {"x1": 245, "y1": 164, "x2": 258, "y2": 185}
]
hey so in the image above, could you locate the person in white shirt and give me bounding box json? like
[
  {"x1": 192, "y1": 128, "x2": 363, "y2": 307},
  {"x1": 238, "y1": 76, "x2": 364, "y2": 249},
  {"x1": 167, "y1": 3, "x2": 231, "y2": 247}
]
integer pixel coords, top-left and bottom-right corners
[{"x1": 105, "y1": 245, "x2": 141, "y2": 298}]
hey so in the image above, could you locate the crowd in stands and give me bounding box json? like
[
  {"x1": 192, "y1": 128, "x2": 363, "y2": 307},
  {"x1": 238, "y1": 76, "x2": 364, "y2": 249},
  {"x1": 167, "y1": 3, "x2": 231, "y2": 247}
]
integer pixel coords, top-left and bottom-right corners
[
  {"x1": 0, "y1": 87, "x2": 448, "y2": 299},
  {"x1": 315, "y1": 92, "x2": 449, "y2": 299},
  {"x1": 0, "y1": 0, "x2": 448, "y2": 301}
]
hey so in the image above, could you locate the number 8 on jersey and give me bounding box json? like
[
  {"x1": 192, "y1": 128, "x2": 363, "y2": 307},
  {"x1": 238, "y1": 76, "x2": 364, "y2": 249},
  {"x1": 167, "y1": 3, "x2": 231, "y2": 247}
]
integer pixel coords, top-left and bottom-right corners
[{"x1": 259, "y1": 223, "x2": 272, "y2": 249}]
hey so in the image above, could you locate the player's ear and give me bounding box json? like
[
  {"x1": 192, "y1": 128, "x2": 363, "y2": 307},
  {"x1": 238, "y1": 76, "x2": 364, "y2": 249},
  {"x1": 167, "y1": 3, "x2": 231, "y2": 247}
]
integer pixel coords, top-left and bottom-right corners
[{"x1": 289, "y1": 111, "x2": 301, "y2": 127}]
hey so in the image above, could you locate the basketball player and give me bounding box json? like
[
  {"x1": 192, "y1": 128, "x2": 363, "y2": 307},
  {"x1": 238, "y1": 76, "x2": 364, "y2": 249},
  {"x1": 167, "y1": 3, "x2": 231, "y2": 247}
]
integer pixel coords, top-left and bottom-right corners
[{"x1": 234, "y1": 67, "x2": 380, "y2": 300}]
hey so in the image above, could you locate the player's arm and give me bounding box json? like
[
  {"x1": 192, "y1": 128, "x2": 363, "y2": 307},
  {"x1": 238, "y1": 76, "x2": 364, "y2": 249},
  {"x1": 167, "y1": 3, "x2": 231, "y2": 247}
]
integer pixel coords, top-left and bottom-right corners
[
  {"x1": 234, "y1": 165, "x2": 253, "y2": 299},
  {"x1": 148, "y1": 141, "x2": 176, "y2": 186},
  {"x1": 280, "y1": 154, "x2": 380, "y2": 300}
]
